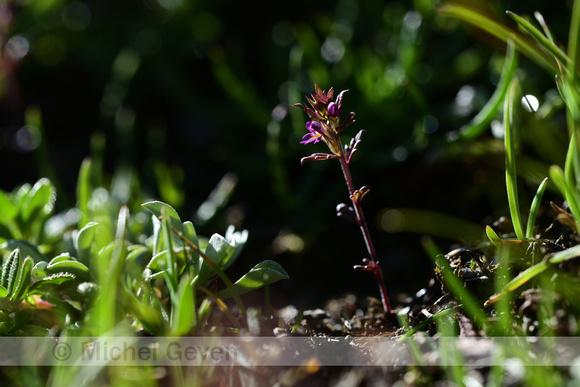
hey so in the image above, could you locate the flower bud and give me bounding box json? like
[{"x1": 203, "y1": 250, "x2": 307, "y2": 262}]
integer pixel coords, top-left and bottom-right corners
[{"x1": 327, "y1": 102, "x2": 341, "y2": 117}]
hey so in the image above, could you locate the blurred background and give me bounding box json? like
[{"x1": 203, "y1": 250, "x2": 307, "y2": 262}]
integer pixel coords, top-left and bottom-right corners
[{"x1": 0, "y1": 0, "x2": 573, "y2": 309}]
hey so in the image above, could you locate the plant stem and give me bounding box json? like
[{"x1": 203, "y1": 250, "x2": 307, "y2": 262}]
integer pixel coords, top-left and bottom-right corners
[{"x1": 338, "y1": 154, "x2": 392, "y2": 314}]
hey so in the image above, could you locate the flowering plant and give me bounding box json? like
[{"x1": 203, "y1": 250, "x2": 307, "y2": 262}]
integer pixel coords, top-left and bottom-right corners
[{"x1": 295, "y1": 83, "x2": 391, "y2": 314}]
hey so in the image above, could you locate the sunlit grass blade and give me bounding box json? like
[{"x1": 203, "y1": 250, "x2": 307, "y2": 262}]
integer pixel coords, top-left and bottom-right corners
[
  {"x1": 506, "y1": 11, "x2": 571, "y2": 69},
  {"x1": 437, "y1": 4, "x2": 558, "y2": 74},
  {"x1": 486, "y1": 225, "x2": 502, "y2": 248},
  {"x1": 396, "y1": 307, "x2": 454, "y2": 344},
  {"x1": 454, "y1": 40, "x2": 518, "y2": 140},
  {"x1": 486, "y1": 245, "x2": 580, "y2": 306},
  {"x1": 565, "y1": 131, "x2": 577, "y2": 188},
  {"x1": 76, "y1": 158, "x2": 92, "y2": 228},
  {"x1": 568, "y1": 0, "x2": 580, "y2": 77},
  {"x1": 525, "y1": 177, "x2": 549, "y2": 239},
  {"x1": 534, "y1": 11, "x2": 556, "y2": 43},
  {"x1": 504, "y1": 77, "x2": 526, "y2": 240}
]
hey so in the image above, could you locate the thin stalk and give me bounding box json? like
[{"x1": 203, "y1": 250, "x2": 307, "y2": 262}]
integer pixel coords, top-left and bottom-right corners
[{"x1": 338, "y1": 154, "x2": 391, "y2": 314}]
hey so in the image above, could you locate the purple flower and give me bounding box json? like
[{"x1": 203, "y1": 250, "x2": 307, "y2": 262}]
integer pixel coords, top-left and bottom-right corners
[
  {"x1": 327, "y1": 102, "x2": 341, "y2": 117},
  {"x1": 300, "y1": 121, "x2": 324, "y2": 145}
]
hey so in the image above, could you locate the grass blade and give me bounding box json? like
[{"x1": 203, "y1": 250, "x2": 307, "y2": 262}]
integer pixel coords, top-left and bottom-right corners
[
  {"x1": 438, "y1": 4, "x2": 558, "y2": 74},
  {"x1": 504, "y1": 77, "x2": 525, "y2": 240},
  {"x1": 525, "y1": 177, "x2": 549, "y2": 239},
  {"x1": 568, "y1": 0, "x2": 580, "y2": 77},
  {"x1": 455, "y1": 40, "x2": 518, "y2": 140},
  {"x1": 506, "y1": 11, "x2": 570, "y2": 69}
]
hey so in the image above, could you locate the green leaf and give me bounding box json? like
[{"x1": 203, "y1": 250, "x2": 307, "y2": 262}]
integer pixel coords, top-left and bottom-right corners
[
  {"x1": 506, "y1": 11, "x2": 570, "y2": 68},
  {"x1": 29, "y1": 272, "x2": 78, "y2": 293},
  {"x1": 525, "y1": 177, "x2": 549, "y2": 239},
  {"x1": 0, "y1": 191, "x2": 17, "y2": 223},
  {"x1": 182, "y1": 221, "x2": 199, "y2": 260},
  {"x1": 120, "y1": 282, "x2": 164, "y2": 334},
  {"x1": 75, "y1": 222, "x2": 99, "y2": 265},
  {"x1": 10, "y1": 257, "x2": 33, "y2": 300},
  {"x1": 21, "y1": 178, "x2": 56, "y2": 224},
  {"x1": 48, "y1": 253, "x2": 74, "y2": 265},
  {"x1": 0, "y1": 285, "x2": 7, "y2": 298},
  {"x1": 438, "y1": 4, "x2": 558, "y2": 73},
  {"x1": 453, "y1": 40, "x2": 518, "y2": 140},
  {"x1": 126, "y1": 245, "x2": 150, "y2": 262},
  {"x1": 145, "y1": 250, "x2": 171, "y2": 279},
  {"x1": 504, "y1": 77, "x2": 525, "y2": 240},
  {"x1": 46, "y1": 259, "x2": 90, "y2": 282},
  {"x1": 77, "y1": 158, "x2": 92, "y2": 227},
  {"x1": 216, "y1": 260, "x2": 289, "y2": 299},
  {"x1": 171, "y1": 275, "x2": 196, "y2": 336},
  {"x1": 32, "y1": 261, "x2": 48, "y2": 280},
  {"x1": 1, "y1": 248, "x2": 21, "y2": 294},
  {"x1": 486, "y1": 225, "x2": 502, "y2": 248},
  {"x1": 142, "y1": 201, "x2": 184, "y2": 249},
  {"x1": 197, "y1": 234, "x2": 234, "y2": 283},
  {"x1": 486, "y1": 245, "x2": 580, "y2": 306},
  {"x1": 222, "y1": 226, "x2": 248, "y2": 271}
]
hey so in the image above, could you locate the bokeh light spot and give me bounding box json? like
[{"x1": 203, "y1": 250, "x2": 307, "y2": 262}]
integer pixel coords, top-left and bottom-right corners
[
  {"x1": 453, "y1": 85, "x2": 475, "y2": 116},
  {"x1": 403, "y1": 10, "x2": 422, "y2": 31},
  {"x1": 380, "y1": 209, "x2": 405, "y2": 233},
  {"x1": 5, "y1": 35, "x2": 31, "y2": 61},
  {"x1": 321, "y1": 37, "x2": 345, "y2": 64},
  {"x1": 521, "y1": 94, "x2": 539, "y2": 112},
  {"x1": 271, "y1": 104, "x2": 288, "y2": 121},
  {"x1": 422, "y1": 115, "x2": 438, "y2": 134},
  {"x1": 13, "y1": 125, "x2": 41, "y2": 153},
  {"x1": 392, "y1": 146, "x2": 408, "y2": 162}
]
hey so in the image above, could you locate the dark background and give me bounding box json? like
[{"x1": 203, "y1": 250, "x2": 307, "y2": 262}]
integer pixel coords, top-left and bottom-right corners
[{"x1": 0, "y1": 0, "x2": 572, "y2": 309}]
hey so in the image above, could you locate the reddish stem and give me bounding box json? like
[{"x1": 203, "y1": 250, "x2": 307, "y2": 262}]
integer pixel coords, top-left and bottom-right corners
[{"x1": 338, "y1": 154, "x2": 391, "y2": 314}]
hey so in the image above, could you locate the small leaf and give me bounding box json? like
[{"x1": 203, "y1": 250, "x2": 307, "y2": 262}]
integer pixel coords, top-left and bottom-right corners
[
  {"x1": 0, "y1": 191, "x2": 17, "y2": 223},
  {"x1": 300, "y1": 153, "x2": 338, "y2": 164},
  {"x1": 11, "y1": 257, "x2": 33, "y2": 301},
  {"x1": 21, "y1": 178, "x2": 56, "y2": 224},
  {"x1": 32, "y1": 261, "x2": 48, "y2": 280},
  {"x1": 49, "y1": 253, "x2": 73, "y2": 265},
  {"x1": 171, "y1": 275, "x2": 195, "y2": 336},
  {"x1": 0, "y1": 285, "x2": 7, "y2": 298},
  {"x1": 222, "y1": 226, "x2": 248, "y2": 271},
  {"x1": 525, "y1": 177, "x2": 548, "y2": 239},
  {"x1": 46, "y1": 259, "x2": 90, "y2": 282},
  {"x1": 142, "y1": 201, "x2": 184, "y2": 248},
  {"x1": 77, "y1": 158, "x2": 92, "y2": 227},
  {"x1": 29, "y1": 272, "x2": 77, "y2": 293},
  {"x1": 350, "y1": 186, "x2": 370, "y2": 205},
  {"x1": 206, "y1": 234, "x2": 234, "y2": 263},
  {"x1": 216, "y1": 260, "x2": 289, "y2": 299},
  {"x1": 75, "y1": 222, "x2": 99, "y2": 265},
  {"x1": 486, "y1": 226, "x2": 502, "y2": 248},
  {"x1": 1, "y1": 248, "x2": 21, "y2": 294},
  {"x1": 345, "y1": 129, "x2": 366, "y2": 164},
  {"x1": 506, "y1": 11, "x2": 570, "y2": 68}
]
